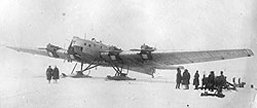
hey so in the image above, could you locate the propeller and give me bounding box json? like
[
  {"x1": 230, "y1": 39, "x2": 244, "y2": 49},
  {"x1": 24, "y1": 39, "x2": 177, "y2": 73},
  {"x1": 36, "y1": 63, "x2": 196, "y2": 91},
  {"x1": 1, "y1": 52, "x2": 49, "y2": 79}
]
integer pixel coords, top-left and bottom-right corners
[
  {"x1": 99, "y1": 45, "x2": 123, "y2": 54},
  {"x1": 65, "y1": 39, "x2": 77, "y2": 63},
  {"x1": 38, "y1": 43, "x2": 62, "y2": 50},
  {"x1": 62, "y1": 38, "x2": 75, "y2": 63},
  {"x1": 130, "y1": 45, "x2": 156, "y2": 52},
  {"x1": 67, "y1": 40, "x2": 74, "y2": 55}
]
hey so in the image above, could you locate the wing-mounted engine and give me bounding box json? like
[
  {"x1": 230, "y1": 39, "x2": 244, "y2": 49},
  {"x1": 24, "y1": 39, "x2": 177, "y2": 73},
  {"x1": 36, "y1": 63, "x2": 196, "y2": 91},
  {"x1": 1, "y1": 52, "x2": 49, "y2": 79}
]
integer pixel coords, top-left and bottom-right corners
[
  {"x1": 100, "y1": 46, "x2": 123, "y2": 62},
  {"x1": 42, "y1": 41, "x2": 79, "y2": 62},
  {"x1": 45, "y1": 43, "x2": 62, "y2": 58},
  {"x1": 130, "y1": 44, "x2": 156, "y2": 60},
  {"x1": 108, "y1": 46, "x2": 123, "y2": 61}
]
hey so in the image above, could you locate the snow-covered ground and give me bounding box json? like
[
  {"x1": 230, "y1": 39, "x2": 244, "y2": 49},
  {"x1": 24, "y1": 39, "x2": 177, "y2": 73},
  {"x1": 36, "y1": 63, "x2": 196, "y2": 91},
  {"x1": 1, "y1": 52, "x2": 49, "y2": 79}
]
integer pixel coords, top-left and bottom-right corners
[{"x1": 0, "y1": 71, "x2": 255, "y2": 108}]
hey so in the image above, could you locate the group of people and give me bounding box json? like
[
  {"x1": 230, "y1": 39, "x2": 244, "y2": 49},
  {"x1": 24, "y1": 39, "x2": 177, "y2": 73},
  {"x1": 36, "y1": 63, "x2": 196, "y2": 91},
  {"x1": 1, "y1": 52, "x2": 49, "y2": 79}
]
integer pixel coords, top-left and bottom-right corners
[
  {"x1": 175, "y1": 68, "x2": 191, "y2": 90},
  {"x1": 175, "y1": 68, "x2": 228, "y2": 95},
  {"x1": 46, "y1": 65, "x2": 60, "y2": 84},
  {"x1": 201, "y1": 71, "x2": 227, "y2": 94}
]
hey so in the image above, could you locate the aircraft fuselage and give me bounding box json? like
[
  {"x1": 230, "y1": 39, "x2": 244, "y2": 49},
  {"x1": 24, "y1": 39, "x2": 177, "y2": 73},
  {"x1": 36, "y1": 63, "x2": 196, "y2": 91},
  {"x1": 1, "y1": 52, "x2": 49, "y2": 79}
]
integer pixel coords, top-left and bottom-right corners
[{"x1": 70, "y1": 37, "x2": 112, "y2": 64}]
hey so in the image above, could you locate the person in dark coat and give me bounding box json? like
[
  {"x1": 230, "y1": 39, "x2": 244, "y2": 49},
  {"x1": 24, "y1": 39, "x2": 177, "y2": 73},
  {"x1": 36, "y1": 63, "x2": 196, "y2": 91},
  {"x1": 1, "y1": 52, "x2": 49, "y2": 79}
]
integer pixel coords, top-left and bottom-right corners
[
  {"x1": 193, "y1": 70, "x2": 200, "y2": 90},
  {"x1": 46, "y1": 66, "x2": 53, "y2": 84},
  {"x1": 53, "y1": 66, "x2": 60, "y2": 83},
  {"x1": 215, "y1": 71, "x2": 226, "y2": 95},
  {"x1": 201, "y1": 74, "x2": 208, "y2": 90},
  {"x1": 207, "y1": 71, "x2": 215, "y2": 92},
  {"x1": 175, "y1": 68, "x2": 182, "y2": 89},
  {"x1": 182, "y1": 69, "x2": 190, "y2": 90},
  {"x1": 219, "y1": 71, "x2": 226, "y2": 86}
]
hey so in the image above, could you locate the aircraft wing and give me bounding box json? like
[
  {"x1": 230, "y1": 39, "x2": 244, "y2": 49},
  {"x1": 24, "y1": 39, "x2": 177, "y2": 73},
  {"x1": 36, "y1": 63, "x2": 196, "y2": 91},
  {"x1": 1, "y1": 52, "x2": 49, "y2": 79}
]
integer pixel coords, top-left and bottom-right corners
[
  {"x1": 5, "y1": 45, "x2": 71, "y2": 61},
  {"x1": 6, "y1": 46, "x2": 49, "y2": 56},
  {"x1": 110, "y1": 49, "x2": 254, "y2": 70},
  {"x1": 149, "y1": 49, "x2": 254, "y2": 65}
]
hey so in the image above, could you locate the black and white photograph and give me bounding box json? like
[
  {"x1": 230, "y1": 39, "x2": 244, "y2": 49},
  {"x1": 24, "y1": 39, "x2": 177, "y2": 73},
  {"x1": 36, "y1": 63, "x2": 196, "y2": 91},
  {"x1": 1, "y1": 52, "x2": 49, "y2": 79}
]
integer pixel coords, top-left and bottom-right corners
[{"x1": 0, "y1": 0, "x2": 257, "y2": 108}]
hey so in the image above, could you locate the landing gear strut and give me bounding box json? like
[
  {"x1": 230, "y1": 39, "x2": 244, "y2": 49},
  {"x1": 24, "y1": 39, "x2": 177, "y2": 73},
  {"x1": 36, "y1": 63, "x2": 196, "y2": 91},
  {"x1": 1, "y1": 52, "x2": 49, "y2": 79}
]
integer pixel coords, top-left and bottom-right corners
[
  {"x1": 78, "y1": 62, "x2": 98, "y2": 74},
  {"x1": 70, "y1": 61, "x2": 100, "y2": 78},
  {"x1": 111, "y1": 64, "x2": 124, "y2": 76},
  {"x1": 106, "y1": 63, "x2": 136, "y2": 81},
  {"x1": 101, "y1": 51, "x2": 135, "y2": 80}
]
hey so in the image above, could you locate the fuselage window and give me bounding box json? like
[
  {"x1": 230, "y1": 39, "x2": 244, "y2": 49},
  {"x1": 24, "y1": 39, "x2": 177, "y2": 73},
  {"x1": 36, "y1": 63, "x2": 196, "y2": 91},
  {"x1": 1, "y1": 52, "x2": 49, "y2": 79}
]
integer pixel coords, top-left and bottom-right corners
[
  {"x1": 100, "y1": 46, "x2": 103, "y2": 49},
  {"x1": 89, "y1": 44, "x2": 91, "y2": 47},
  {"x1": 94, "y1": 44, "x2": 96, "y2": 47},
  {"x1": 84, "y1": 43, "x2": 87, "y2": 46}
]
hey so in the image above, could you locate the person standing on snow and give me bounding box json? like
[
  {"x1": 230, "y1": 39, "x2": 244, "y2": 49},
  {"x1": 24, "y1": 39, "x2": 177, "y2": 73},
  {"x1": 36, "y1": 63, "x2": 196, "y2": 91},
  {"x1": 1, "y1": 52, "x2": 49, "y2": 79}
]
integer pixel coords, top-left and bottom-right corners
[
  {"x1": 175, "y1": 68, "x2": 182, "y2": 89},
  {"x1": 208, "y1": 71, "x2": 215, "y2": 92},
  {"x1": 53, "y1": 66, "x2": 60, "y2": 83},
  {"x1": 182, "y1": 69, "x2": 190, "y2": 90},
  {"x1": 46, "y1": 66, "x2": 53, "y2": 84},
  {"x1": 193, "y1": 70, "x2": 200, "y2": 90}
]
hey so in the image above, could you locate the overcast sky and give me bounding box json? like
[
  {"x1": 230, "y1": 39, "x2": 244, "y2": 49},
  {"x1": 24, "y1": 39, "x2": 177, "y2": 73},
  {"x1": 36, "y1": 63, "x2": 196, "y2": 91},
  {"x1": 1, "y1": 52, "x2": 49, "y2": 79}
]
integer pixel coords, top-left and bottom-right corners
[{"x1": 0, "y1": 0, "x2": 257, "y2": 83}]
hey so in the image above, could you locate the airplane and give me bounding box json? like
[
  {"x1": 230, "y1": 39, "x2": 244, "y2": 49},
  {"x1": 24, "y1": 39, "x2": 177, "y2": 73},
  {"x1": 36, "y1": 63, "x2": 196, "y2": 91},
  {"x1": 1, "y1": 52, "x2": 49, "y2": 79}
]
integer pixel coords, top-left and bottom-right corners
[{"x1": 6, "y1": 36, "x2": 254, "y2": 80}]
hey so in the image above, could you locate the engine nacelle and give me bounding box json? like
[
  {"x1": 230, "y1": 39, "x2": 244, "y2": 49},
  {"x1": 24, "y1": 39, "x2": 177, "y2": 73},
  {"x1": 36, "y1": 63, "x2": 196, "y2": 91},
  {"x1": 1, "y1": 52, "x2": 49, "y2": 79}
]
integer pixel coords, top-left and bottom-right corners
[
  {"x1": 140, "y1": 44, "x2": 156, "y2": 52},
  {"x1": 108, "y1": 51, "x2": 122, "y2": 61},
  {"x1": 130, "y1": 44, "x2": 156, "y2": 60},
  {"x1": 100, "y1": 46, "x2": 123, "y2": 61},
  {"x1": 46, "y1": 43, "x2": 62, "y2": 58},
  {"x1": 101, "y1": 50, "x2": 122, "y2": 62},
  {"x1": 140, "y1": 50, "x2": 153, "y2": 60}
]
